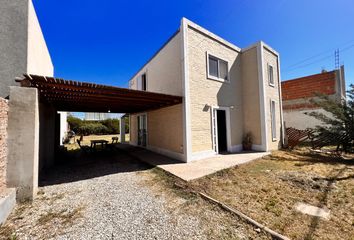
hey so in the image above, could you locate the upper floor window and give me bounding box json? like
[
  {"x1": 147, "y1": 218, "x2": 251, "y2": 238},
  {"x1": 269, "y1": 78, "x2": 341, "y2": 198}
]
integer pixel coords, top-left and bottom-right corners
[
  {"x1": 137, "y1": 73, "x2": 147, "y2": 91},
  {"x1": 268, "y1": 64, "x2": 274, "y2": 86},
  {"x1": 207, "y1": 53, "x2": 229, "y2": 82}
]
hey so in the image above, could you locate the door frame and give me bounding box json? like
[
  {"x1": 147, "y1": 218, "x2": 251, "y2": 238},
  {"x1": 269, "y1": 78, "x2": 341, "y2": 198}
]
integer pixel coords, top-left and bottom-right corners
[
  {"x1": 137, "y1": 113, "x2": 148, "y2": 147},
  {"x1": 211, "y1": 106, "x2": 231, "y2": 153}
]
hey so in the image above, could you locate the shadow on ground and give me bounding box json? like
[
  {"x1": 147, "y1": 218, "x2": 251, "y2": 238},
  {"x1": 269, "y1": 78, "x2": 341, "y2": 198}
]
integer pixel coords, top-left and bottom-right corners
[
  {"x1": 266, "y1": 149, "x2": 354, "y2": 166},
  {"x1": 39, "y1": 147, "x2": 153, "y2": 187}
]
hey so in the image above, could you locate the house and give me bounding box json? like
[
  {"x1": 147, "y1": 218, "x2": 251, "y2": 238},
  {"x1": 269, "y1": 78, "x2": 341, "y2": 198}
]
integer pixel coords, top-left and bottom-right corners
[
  {"x1": 128, "y1": 18, "x2": 284, "y2": 162},
  {"x1": 84, "y1": 112, "x2": 113, "y2": 121},
  {"x1": 282, "y1": 66, "x2": 346, "y2": 130},
  {"x1": 0, "y1": 0, "x2": 67, "y2": 145}
]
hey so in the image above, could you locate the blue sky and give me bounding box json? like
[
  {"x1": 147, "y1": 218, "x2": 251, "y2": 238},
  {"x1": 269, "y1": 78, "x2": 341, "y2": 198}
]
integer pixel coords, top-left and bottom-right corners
[{"x1": 33, "y1": 0, "x2": 353, "y2": 90}]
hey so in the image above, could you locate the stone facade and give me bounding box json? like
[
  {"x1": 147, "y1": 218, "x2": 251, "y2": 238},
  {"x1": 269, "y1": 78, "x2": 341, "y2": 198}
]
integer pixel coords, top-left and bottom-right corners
[{"x1": 0, "y1": 98, "x2": 9, "y2": 189}]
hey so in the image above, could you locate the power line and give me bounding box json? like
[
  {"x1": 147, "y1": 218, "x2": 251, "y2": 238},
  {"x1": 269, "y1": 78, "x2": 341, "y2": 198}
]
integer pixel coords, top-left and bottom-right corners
[
  {"x1": 283, "y1": 39, "x2": 354, "y2": 70},
  {"x1": 284, "y1": 42, "x2": 354, "y2": 73},
  {"x1": 335, "y1": 49, "x2": 339, "y2": 69}
]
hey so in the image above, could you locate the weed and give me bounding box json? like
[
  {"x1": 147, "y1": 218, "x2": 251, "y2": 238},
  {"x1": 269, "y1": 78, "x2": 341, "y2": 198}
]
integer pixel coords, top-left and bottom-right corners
[{"x1": 37, "y1": 206, "x2": 84, "y2": 226}]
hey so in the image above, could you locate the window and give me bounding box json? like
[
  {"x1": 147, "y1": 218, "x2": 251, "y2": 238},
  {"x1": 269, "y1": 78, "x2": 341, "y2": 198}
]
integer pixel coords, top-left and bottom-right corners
[
  {"x1": 268, "y1": 64, "x2": 274, "y2": 86},
  {"x1": 207, "y1": 53, "x2": 229, "y2": 82},
  {"x1": 141, "y1": 73, "x2": 147, "y2": 91},
  {"x1": 270, "y1": 100, "x2": 277, "y2": 140},
  {"x1": 137, "y1": 73, "x2": 147, "y2": 91}
]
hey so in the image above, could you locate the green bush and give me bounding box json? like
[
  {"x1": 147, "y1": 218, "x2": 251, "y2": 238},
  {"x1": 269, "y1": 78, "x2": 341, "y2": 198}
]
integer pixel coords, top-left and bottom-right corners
[
  {"x1": 67, "y1": 116, "x2": 121, "y2": 135},
  {"x1": 101, "y1": 118, "x2": 120, "y2": 134},
  {"x1": 78, "y1": 123, "x2": 109, "y2": 136},
  {"x1": 67, "y1": 116, "x2": 83, "y2": 133}
]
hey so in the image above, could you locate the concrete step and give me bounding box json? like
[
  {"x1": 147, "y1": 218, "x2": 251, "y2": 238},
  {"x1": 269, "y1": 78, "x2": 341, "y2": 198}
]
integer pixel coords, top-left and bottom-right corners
[{"x1": 0, "y1": 188, "x2": 16, "y2": 225}]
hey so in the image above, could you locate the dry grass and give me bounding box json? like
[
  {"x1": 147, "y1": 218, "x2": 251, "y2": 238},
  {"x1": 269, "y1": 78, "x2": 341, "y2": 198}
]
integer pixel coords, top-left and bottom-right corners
[
  {"x1": 139, "y1": 168, "x2": 272, "y2": 240},
  {"x1": 37, "y1": 206, "x2": 84, "y2": 225},
  {"x1": 0, "y1": 190, "x2": 84, "y2": 240},
  {"x1": 190, "y1": 148, "x2": 354, "y2": 240},
  {"x1": 64, "y1": 134, "x2": 130, "y2": 151}
]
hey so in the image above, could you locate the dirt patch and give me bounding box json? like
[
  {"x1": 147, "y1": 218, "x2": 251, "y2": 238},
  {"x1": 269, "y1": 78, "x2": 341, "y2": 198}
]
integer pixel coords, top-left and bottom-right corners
[
  {"x1": 0, "y1": 189, "x2": 84, "y2": 240},
  {"x1": 189, "y1": 148, "x2": 354, "y2": 240},
  {"x1": 278, "y1": 171, "x2": 332, "y2": 191}
]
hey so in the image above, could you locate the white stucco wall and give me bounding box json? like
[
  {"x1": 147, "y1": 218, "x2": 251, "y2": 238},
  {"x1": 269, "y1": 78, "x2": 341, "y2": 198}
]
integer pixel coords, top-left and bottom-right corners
[
  {"x1": 129, "y1": 31, "x2": 184, "y2": 158},
  {"x1": 129, "y1": 31, "x2": 182, "y2": 96},
  {"x1": 27, "y1": 0, "x2": 54, "y2": 76},
  {"x1": 284, "y1": 109, "x2": 327, "y2": 130}
]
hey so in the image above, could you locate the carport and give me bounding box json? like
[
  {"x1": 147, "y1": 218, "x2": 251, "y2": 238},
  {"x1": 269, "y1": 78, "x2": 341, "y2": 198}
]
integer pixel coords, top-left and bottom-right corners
[{"x1": 6, "y1": 74, "x2": 182, "y2": 201}]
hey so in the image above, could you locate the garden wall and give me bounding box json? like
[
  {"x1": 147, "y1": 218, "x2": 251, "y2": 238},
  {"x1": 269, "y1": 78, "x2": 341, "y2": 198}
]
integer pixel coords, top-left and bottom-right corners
[{"x1": 0, "y1": 97, "x2": 8, "y2": 189}]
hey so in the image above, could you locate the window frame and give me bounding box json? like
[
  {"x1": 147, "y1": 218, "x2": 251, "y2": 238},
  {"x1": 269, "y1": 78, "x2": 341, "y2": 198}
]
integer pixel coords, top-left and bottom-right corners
[
  {"x1": 206, "y1": 52, "x2": 230, "y2": 83},
  {"x1": 270, "y1": 99, "x2": 277, "y2": 141},
  {"x1": 268, "y1": 64, "x2": 275, "y2": 87}
]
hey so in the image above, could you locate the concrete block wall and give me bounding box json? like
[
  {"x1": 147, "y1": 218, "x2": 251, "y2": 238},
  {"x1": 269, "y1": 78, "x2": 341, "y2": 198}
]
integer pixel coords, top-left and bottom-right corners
[{"x1": 0, "y1": 98, "x2": 9, "y2": 189}]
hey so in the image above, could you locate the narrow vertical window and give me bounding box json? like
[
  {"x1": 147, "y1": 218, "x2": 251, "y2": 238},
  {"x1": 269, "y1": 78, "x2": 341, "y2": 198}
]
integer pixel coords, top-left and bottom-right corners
[
  {"x1": 271, "y1": 100, "x2": 277, "y2": 140},
  {"x1": 141, "y1": 73, "x2": 147, "y2": 91},
  {"x1": 268, "y1": 64, "x2": 274, "y2": 86}
]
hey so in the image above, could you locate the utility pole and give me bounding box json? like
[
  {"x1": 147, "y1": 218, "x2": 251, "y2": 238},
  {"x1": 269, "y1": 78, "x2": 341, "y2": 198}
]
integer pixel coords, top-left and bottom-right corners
[{"x1": 335, "y1": 49, "x2": 340, "y2": 69}]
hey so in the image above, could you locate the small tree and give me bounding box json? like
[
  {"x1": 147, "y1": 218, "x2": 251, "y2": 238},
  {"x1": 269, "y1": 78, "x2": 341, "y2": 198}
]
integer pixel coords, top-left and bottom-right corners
[{"x1": 306, "y1": 84, "x2": 354, "y2": 152}]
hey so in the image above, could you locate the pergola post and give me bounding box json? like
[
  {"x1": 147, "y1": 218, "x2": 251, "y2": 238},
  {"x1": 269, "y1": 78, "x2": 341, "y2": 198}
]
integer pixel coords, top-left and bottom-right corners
[
  {"x1": 7, "y1": 87, "x2": 39, "y2": 201},
  {"x1": 120, "y1": 116, "x2": 125, "y2": 143}
]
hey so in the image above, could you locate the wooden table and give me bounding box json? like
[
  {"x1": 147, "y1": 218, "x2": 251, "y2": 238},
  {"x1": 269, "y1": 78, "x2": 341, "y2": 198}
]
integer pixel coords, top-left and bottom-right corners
[{"x1": 90, "y1": 140, "x2": 109, "y2": 149}]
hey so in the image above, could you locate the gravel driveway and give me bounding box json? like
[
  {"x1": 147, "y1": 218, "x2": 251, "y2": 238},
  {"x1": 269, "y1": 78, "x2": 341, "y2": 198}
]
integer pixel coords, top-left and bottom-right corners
[{"x1": 1, "y1": 150, "x2": 265, "y2": 240}]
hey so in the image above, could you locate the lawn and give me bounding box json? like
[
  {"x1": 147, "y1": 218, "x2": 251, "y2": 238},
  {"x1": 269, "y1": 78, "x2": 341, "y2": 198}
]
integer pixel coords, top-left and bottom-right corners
[
  {"x1": 189, "y1": 148, "x2": 354, "y2": 240},
  {"x1": 64, "y1": 134, "x2": 130, "y2": 151}
]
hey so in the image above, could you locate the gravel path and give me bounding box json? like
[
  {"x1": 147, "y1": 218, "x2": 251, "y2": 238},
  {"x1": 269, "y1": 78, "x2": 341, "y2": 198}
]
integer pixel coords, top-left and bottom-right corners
[{"x1": 2, "y1": 151, "x2": 205, "y2": 240}]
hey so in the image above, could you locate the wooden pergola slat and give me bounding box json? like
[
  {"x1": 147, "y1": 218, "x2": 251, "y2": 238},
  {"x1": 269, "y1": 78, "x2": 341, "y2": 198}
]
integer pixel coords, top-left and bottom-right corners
[{"x1": 18, "y1": 74, "x2": 183, "y2": 113}]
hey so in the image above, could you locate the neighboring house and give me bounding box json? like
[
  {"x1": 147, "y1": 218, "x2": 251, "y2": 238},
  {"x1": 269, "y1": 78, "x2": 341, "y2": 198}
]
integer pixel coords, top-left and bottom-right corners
[
  {"x1": 0, "y1": 0, "x2": 67, "y2": 144},
  {"x1": 281, "y1": 66, "x2": 346, "y2": 130},
  {"x1": 84, "y1": 112, "x2": 113, "y2": 121},
  {"x1": 128, "y1": 18, "x2": 284, "y2": 162}
]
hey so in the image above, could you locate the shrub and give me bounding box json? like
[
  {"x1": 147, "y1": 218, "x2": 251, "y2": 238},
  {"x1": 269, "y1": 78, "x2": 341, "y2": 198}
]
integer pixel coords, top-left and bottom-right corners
[
  {"x1": 101, "y1": 118, "x2": 120, "y2": 134},
  {"x1": 78, "y1": 123, "x2": 109, "y2": 136},
  {"x1": 67, "y1": 116, "x2": 123, "y2": 135},
  {"x1": 67, "y1": 116, "x2": 83, "y2": 133}
]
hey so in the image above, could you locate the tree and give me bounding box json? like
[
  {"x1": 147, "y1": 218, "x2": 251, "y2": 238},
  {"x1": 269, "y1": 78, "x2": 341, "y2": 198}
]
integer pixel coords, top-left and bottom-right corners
[{"x1": 306, "y1": 84, "x2": 354, "y2": 152}]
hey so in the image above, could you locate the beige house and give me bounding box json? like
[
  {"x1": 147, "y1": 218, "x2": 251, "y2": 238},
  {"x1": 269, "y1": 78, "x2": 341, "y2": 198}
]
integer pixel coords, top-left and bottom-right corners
[{"x1": 129, "y1": 18, "x2": 284, "y2": 162}]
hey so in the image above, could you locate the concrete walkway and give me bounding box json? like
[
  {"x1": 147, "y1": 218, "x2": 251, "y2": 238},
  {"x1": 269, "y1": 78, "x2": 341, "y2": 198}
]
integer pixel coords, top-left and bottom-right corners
[{"x1": 117, "y1": 144, "x2": 269, "y2": 181}]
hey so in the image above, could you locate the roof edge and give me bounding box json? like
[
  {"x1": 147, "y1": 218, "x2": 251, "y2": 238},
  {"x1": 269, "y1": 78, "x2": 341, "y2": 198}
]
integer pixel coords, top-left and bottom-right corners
[{"x1": 181, "y1": 17, "x2": 241, "y2": 52}]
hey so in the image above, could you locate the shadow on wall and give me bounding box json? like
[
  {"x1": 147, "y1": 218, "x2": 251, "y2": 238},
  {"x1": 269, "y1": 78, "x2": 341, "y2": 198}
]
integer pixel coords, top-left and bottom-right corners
[{"x1": 215, "y1": 57, "x2": 243, "y2": 148}]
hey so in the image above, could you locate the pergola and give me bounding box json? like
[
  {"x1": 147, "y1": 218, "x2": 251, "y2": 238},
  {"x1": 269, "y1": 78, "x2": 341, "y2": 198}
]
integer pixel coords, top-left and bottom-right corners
[
  {"x1": 18, "y1": 74, "x2": 183, "y2": 113},
  {"x1": 7, "y1": 74, "x2": 183, "y2": 201}
]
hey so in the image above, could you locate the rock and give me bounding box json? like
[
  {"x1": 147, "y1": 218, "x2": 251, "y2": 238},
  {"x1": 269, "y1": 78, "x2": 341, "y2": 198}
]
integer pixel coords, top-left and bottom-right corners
[{"x1": 295, "y1": 202, "x2": 330, "y2": 220}]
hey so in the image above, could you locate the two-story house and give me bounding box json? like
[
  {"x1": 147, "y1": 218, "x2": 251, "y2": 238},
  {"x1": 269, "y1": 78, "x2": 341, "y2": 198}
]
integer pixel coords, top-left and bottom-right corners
[{"x1": 128, "y1": 18, "x2": 284, "y2": 162}]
